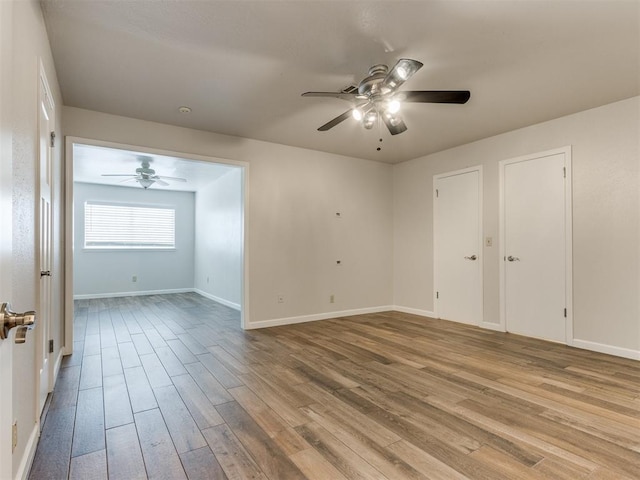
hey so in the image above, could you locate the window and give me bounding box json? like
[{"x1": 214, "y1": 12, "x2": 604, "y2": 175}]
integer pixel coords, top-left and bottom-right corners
[{"x1": 84, "y1": 202, "x2": 175, "y2": 249}]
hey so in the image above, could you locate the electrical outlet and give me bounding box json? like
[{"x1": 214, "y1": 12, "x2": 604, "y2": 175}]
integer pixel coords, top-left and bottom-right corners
[
  {"x1": 277, "y1": 295, "x2": 284, "y2": 304},
  {"x1": 330, "y1": 294, "x2": 335, "y2": 303},
  {"x1": 12, "y1": 421, "x2": 17, "y2": 452},
  {"x1": 132, "y1": 275, "x2": 138, "y2": 283},
  {"x1": 206, "y1": 276, "x2": 210, "y2": 284}
]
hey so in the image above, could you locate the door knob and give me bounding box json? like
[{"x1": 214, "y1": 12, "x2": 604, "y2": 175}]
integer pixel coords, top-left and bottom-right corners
[
  {"x1": 1, "y1": 303, "x2": 36, "y2": 344},
  {"x1": 464, "y1": 255, "x2": 477, "y2": 261},
  {"x1": 507, "y1": 256, "x2": 520, "y2": 262}
]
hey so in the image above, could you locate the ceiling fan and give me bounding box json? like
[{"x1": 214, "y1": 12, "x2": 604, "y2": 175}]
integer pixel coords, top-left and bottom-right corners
[
  {"x1": 302, "y1": 58, "x2": 470, "y2": 135},
  {"x1": 101, "y1": 156, "x2": 187, "y2": 189}
]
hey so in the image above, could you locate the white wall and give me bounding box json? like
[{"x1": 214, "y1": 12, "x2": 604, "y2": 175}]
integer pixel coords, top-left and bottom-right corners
[
  {"x1": 63, "y1": 107, "x2": 395, "y2": 326},
  {"x1": 4, "y1": 1, "x2": 65, "y2": 478},
  {"x1": 73, "y1": 182, "x2": 195, "y2": 297},
  {"x1": 62, "y1": 88, "x2": 637, "y2": 357},
  {"x1": 194, "y1": 168, "x2": 243, "y2": 309},
  {"x1": 394, "y1": 96, "x2": 640, "y2": 356}
]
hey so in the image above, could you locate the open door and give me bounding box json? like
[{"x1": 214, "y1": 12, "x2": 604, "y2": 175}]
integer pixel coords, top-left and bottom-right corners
[{"x1": 0, "y1": 1, "x2": 14, "y2": 476}]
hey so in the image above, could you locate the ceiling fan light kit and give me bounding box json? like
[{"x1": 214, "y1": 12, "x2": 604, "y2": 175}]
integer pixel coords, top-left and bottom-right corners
[
  {"x1": 302, "y1": 58, "x2": 470, "y2": 136},
  {"x1": 137, "y1": 178, "x2": 155, "y2": 189}
]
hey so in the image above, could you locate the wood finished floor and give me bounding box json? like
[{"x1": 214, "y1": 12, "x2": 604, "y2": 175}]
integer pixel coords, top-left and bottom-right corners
[{"x1": 28, "y1": 293, "x2": 639, "y2": 480}]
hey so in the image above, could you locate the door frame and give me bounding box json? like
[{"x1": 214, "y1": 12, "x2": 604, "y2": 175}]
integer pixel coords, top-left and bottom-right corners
[
  {"x1": 64, "y1": 137, "x2": 250, "y2": 354},
  {"x1": 498, "y1": 146, "x2": 573, "y2": 344},
  {"x1": 37, "y1": 59, "x2": 55, "y2": 415},
  {"x1": 433, "y1": 165, "x2": 484, "y2": 326}
]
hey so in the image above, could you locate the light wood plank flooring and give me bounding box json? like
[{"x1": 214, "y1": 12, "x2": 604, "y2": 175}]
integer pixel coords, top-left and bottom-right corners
[{"x1": 29, "y1": 293, "x2": 639, "y2": 479}]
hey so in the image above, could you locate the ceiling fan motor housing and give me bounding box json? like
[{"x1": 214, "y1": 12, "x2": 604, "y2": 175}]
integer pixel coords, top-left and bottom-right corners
[
  {"x1": 136, "y1": 163, "x2": 155, "y2": 177},
  {"x1": 358, "y1": 64, "x2": 390, "y2": 97}
]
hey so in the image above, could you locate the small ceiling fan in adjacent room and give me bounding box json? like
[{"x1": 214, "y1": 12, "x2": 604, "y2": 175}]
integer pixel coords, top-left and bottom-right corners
[
  {"x1": 302, "y1": 58, "x2": 470, "y2": 135},
  {"x1": 101, "y1": 156, "x2": 187, "y2": 189}
]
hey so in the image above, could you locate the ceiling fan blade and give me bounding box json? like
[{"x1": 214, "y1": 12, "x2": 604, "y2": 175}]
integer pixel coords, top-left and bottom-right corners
[
  {"x1": 156, "y1": 175, "x2": 187, "y2": 182},
  {"x1": 101, "y1": 174, "x2": 136, "y2": 177},
  {"x1": 154, "y1": 179, "x2": 169, "y2": 186},
  {"x1": 382, "y1": 114, "x2": 407, "y2": 135},
  {"x1": 318, "y1": 109, "x2": 354, "y2": 131},
  {"x1": 118, "y1": 177, "x2": 138, "y2": 184},
  {"x1": 398, "y1": 90, "x2": 471, "y2": 104},
  {"x1": 302, "y1": 92, "x2": 364, "y2": 101},
  {"x1": 383, "y1": 59, "x2": 423, "y2": 91}
]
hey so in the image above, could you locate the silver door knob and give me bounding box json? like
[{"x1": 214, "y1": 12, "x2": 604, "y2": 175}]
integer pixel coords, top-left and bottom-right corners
[
  {"x1": 464, "y1": 255, "x2": 477, "y2": 261},
  {"x1": 0, "y1": 303, "x2": 36, "y2": 344},
  {"x1": 507, "y1": 256, "x2": 520, "y2": 262}
]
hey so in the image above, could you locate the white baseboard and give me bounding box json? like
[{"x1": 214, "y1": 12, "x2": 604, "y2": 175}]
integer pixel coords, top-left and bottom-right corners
[
  {"x1": 17, "y1": 423, "x2": 39, "y2": 480},
  {"x1": 73, "y1": 288, "x2": 194, "y2": 300},
  {"x1": 480, "y1": 321, "x2": 505, "y2": 332},
  {"x1": 393, "y1": 308, "x2": 637, "y2": 361},
  {"x1": 194, "y1": 289, "x2": 241, "y2": 311},
  {"x1": 392, "y1": 305, "x2": 436, "y2": 318},
  {"x1": 246, "y1": 305, "x2": 394, "y2": 330},
  {"x1": 51, "y1": 348, "x2": 64, "y2": 390},
  {"x1": 572, "y1": 339, "x2": 640, "y2": 361}
]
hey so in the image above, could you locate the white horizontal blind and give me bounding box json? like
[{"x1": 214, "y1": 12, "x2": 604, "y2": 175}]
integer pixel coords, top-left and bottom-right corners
[{"x1": 84, "y1": 202, "x2": 175, "y2": 249}]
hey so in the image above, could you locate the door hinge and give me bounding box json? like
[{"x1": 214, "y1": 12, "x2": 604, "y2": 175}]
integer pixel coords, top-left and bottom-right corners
[
  {"x1": 435, "y1": 189, "x2": 439, "y2": 198},
  {"x1": 436, "y1": 291, "x2": 439, "y2": 299},
  {"x1": 564, "y1": 308, "x2": 567, "y2": 318},
  {"x1": 49, "y1": 339, "x2": 54, "y2": 353},
  {"x1": 563, "y1": 167, "x2": 566, "y2": 178},
  {"x1": 12, "y1": 422, "x2": 17, "y2": 452},
  {"x1": 50, "y1": 131, "x2": 56, "y2": 148}
]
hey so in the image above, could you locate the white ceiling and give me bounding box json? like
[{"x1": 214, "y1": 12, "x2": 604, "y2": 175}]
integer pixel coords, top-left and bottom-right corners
[
  {"x1": 43, "y1": 1, "x2": 640, "y2": 164},
  {"x1": 73, "y1": 143, "x2": 236, "y2": 192}
]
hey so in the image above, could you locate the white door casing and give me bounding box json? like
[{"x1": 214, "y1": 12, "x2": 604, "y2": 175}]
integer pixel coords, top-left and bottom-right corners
[
  {"x1": 499, "y1": 147, "x2": 573, "y2": 343},
  {"x1": 434, "y1": 167, "x2": 483, "y2": 326},
  {"x1": 37, "y1": 62, "x2": 54, "y2": 416},
  {"x1": 65, "y1": 137, "x2": 251, "y2": 347}
]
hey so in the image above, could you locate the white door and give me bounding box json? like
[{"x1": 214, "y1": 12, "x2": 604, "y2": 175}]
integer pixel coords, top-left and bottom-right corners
[
  {"x1": 37, "y1": 66, "x2": 54, "y2": 415},
  {"x1": 0, "y1": 1, "x2": 14, "y2": 476},
  {"x1": 502, "y1": 150, "x2": 570, "y2": 343},
  {"x1": 434, "y1": 168, "x2": 483, "y2": 325},
  {"x1": 0, "y1": 152, "x2": 13, "y2": 477}
]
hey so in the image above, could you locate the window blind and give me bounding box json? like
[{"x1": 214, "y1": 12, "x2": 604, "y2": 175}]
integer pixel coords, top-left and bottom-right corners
[{"x1": 84, "y1": 202, "x2": 175, "y2": 249}]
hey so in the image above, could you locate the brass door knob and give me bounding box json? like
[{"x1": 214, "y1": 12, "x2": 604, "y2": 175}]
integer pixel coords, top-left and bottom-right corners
[{"x1": 0, "y1": 303, "x2": 36, "y2": 344}]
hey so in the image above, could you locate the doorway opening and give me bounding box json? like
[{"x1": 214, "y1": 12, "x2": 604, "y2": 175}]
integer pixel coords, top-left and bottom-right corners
[{"x1": 64, "y1": 138, "x2": 249, "y2": 354}]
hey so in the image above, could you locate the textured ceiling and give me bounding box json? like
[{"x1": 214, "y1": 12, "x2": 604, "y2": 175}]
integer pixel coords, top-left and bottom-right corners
[{"x1": 42, "y1": 1, "x2": 640, "y2": 164}]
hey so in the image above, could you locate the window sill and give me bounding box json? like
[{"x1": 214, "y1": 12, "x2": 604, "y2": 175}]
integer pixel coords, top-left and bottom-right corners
[{"x1": 82, "y1": 247, "x2": 177, "y2": 252}]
